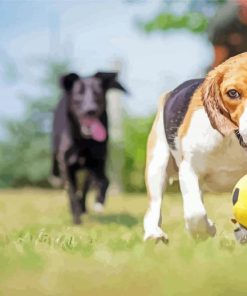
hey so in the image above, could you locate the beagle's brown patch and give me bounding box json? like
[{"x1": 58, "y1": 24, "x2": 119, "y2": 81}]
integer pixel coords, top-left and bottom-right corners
[
  {"x1": 178, "y1": 87, "x2": 204, "y2": 139},
  {"x1": 146, "y1": 92, "x2": 168, "y2": 158},
  {"x1": 145, "y1": 92, "x2": 169, "y2": 197}
]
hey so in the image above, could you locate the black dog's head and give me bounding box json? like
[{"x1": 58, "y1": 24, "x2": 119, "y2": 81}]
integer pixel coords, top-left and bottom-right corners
[{"x1": 60, "y1": 72, "x2": 127, "y2": 142}]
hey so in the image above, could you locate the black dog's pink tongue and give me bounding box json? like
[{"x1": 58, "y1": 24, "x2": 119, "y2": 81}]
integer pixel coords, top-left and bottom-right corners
[{"x1": 82, "y1": 118, "x2": 107, "y2": 142}]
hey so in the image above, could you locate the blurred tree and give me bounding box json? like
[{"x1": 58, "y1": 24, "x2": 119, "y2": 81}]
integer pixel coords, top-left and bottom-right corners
[
  {"x1": 0, "y1": 56, "x2": 153, "y2": 192},
  {"x1": 0, "y1": 56, "x2": 151, "y2": 191},
  {"x1": 122, "y1": 115, "x2": 154, "y2": 192},
  {"x1": 142, "y1": 0, "x2": 226, "y2": 34},
  {"x1": 0, "y1": 50, "x2": 19, "y2": 84},
  {"x1": 0, "y1": 58, "x2": 71, "y2": 187}
]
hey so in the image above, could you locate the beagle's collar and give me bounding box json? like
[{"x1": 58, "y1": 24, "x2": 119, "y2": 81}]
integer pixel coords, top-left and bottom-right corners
[{"x1": 235, "y1": 130, "x2": 247, "y2": 148}]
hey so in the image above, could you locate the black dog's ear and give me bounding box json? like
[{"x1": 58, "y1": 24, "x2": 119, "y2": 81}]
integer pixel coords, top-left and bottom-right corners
[
  {"x1": 94, "y1": 72, "x2": 128, "y2": 93},
  {"x1": 60, "y1": 73, "x2": 80, "y2": 92}
]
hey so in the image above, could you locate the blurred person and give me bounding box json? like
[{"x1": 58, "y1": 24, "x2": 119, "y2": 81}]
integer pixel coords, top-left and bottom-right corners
[{"x1": 208, "y1": 0, "x2": 247, "y2": 68}]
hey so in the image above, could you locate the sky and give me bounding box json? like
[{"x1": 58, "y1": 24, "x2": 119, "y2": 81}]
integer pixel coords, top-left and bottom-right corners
[{"x1": 0, "y1": 0, "x2": 213, "y2": 123}]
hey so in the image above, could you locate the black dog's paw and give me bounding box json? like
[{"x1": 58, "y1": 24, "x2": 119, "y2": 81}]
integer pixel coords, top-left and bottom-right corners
[
  {"x1": 81, "y1": 208, "x2": 87, "y2": 215},
  {"x1": 73, "y1": 216, "x2": 82, "y2": 225}
]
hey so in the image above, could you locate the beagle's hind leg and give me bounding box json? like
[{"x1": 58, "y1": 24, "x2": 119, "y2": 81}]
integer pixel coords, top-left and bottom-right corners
[{"x1": 144, "y1": 94, "x2": 170, "y2": 243}]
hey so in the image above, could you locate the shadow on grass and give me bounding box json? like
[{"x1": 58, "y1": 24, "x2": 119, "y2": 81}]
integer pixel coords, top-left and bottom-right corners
[{"x1": 92, "y1": 213, "x2": 139, "y2": 228}]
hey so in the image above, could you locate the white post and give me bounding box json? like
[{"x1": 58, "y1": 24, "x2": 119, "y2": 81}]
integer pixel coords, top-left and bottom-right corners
[{"x1": 107, "y1": 59, "x2": 125, "y2": 193}]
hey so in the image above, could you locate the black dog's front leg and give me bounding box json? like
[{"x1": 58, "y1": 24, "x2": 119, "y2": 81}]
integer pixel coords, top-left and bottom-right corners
[
  {"x1": 79, "y1": 173, "x2": 92, "y2": 214},
  {"x1": 79, "y1": 172, "x2": 109, "y2": 214},
  {"x1": 67, "y1": 166, "x2": 82, "y2": 224},
  {"x1": 95, "y1": 172, "x2": 109, "y2": 206}
]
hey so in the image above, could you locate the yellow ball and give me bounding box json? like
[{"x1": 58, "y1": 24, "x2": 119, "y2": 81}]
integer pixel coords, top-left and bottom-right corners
[{"x1": 232, "y1": 174, "x2": 247, "y2": 228}]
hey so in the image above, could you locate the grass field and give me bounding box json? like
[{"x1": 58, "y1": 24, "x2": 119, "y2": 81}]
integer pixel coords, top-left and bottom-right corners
[{"x1": 0, "y1": 188, "x2": 246, "y2": 296}]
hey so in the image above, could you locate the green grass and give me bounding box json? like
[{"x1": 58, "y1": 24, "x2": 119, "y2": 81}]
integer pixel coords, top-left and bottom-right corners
[{"x1": 0, "y1": 188, "x2": 246, "y2": 296}]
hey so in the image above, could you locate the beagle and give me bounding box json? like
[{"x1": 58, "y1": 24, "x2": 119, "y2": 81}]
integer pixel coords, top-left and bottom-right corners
[{"x1": 144, "y1": 53, "x2": 247, "y2": 242}]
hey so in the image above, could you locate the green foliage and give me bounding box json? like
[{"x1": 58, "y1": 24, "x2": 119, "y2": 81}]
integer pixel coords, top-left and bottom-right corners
[
  {"x1": 0, "y1": 59, "x2": 154, "y2": 191},
  {"x1": 144, "y1": 12, "x2": 208, "y2": 33},
  {"x1": 122, "y1": 115, "x2": 154, "y2": 192},
  {"x1": 0, "y1": 59, "x2": 71, "y2": 187},
  {"x1": 0, "y1": 57, "x2": 154, "y2": 192},
  {"x1": 142, "y1": 0, "x2": 227, "y2": 34}
]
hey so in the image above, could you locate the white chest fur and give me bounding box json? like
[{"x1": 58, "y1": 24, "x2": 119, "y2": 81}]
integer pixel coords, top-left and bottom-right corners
[{"x1": 179, "y1": 109, "x2": 247, "y2": 192}]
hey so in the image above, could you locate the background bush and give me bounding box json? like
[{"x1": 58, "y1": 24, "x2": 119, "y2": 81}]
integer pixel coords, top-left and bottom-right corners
[{"x1": 0, "y1": 58, "x2": 154, "y2": 191}]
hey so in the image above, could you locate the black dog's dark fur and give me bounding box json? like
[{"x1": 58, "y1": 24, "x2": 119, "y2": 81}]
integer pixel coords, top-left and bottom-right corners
[{"x1": 51, "y1": 72, "x2": 127, "y2": 224}]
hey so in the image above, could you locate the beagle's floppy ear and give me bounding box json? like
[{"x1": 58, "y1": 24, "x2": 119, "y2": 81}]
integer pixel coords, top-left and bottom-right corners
[
  {"x1": 94, "y1": 72, "x2": 128, "y2": 93},
  {"x1": 60, "y1": 73, "x2": 80, "y2": 92},
  {"x1": 202, "y1": 70, "x2": 237, "y2": 136}
]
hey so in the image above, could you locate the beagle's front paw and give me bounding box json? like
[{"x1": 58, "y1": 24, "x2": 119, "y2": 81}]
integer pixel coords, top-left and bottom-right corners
[
  {"x1": 185, "y1": 214, "x2": 216, "y2": 240},
  {"x1": 144, "y1": 227, "x2": 169, "y2": 243}
]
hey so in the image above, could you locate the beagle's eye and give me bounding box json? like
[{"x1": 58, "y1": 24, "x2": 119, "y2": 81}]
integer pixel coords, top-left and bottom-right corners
[{"x1": 227, "y1": 89, "x2": 240, "y2": 99}]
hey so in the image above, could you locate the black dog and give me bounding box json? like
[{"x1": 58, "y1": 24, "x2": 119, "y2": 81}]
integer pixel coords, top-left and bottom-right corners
[{"x1": 51, "y1": 72, "x2": 127, "y2": 224}]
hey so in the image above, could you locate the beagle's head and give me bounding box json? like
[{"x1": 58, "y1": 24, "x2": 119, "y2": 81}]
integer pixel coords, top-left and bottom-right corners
[{"x1": 202, "y1": 52, "x2": 247, "y2": 146}]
